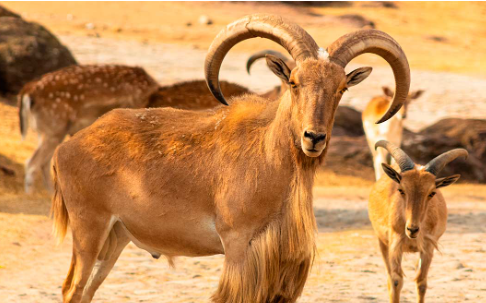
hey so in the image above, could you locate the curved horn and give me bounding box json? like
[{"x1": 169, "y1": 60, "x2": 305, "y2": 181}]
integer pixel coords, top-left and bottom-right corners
[
  {"x1": 246, "y1": 50, "x2": 290, "y2": 74},
  {"x1": 375, "y1": 140, "x2": 415, "y2": 173},
  {"x1": 424, "y1": 149, "x2": 469, "y2": 176},
  {"x1": 205, "y1": 14, "x2": 319, "y2": 105},
  {"x1": 327, "y1": 30, "x2": 411, "y2": 123}
]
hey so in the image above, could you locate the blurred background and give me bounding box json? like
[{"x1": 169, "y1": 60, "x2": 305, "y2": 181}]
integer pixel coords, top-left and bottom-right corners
[{"x1": 0, "y1": 2, "x2": 484, "y2": 303}]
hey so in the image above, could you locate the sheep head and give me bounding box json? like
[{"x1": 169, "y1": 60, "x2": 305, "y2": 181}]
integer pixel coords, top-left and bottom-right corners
[
  {"x1": 205, "y1": 14, "x2": 411, "y2": 158},
  {"x1": 376, "y1": 140, "x2": 468, "y2": 239}
]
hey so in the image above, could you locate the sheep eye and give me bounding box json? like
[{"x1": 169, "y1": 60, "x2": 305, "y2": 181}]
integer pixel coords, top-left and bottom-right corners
[
  {"x1": 398, "y1": 189, "x2": 405, "y2": 195},
  {"x1": 289, "y1": 81, "x2": 297, "y2": 88},
  {"x1": 428, "y1": 192, "x2": 436, "y2": 198}
]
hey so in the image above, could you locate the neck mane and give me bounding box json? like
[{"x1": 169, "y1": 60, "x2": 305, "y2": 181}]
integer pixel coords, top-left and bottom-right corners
[{"x1": 264, "y1": 92, "x2": 318, "y2": 253}]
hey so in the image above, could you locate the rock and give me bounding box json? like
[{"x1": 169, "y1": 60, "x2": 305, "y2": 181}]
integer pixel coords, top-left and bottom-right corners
[
  {"x1": 0, "y1": 5, "x2": 20, "y2": 18},
  {"x1": 333, "y1": 106, "x2": 365, "y2": 137},
  {"x1": 402, "y1": 119, "x2": 486, "y2": 182},
  {"x1": 198, "y1": 15, "x2": 213, "y2": 25},
  {"x1": 0, "y1": 7, "x2": 77, "y2": 95}
]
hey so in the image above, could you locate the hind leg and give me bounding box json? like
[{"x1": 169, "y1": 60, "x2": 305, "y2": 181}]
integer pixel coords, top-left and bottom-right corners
[
  {"x1": 81, "y1": 222, "x2": 130, "y2": 303},
  {"x1": 25, "y1": 134, "x2": 65, "y2": 194},
  {"x1": 62, "y1": 248, "x2": 77, "y2": 299},
  {"x1": 62, "y1": 215, "x2": 115, "y2": 303}
]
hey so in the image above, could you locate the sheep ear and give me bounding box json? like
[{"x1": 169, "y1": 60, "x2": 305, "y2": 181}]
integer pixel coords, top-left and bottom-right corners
[
  {"x1": 435, "y1": 174, "x2": 460, "y2": 189},
  {"x1": 382, "y1": 163, "x2": 401, "y2": 184},
  {"x1": 265, "y1": 54, "x2": 291, "y2": 83},
  {"x1": 410, "y1": 90, "x2": 424, "y2": 100},
  {"x1": 346, "y1": 67, "x2": 372, "y2": 87},
  {"x1": 382, "y1": 86, "x2": 394, "y2": 97}
]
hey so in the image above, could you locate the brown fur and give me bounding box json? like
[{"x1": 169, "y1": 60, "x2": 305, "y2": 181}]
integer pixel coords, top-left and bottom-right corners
[
  {"x1": 369, "y1": 164, "x2": 450, "y2": 303},
  {"x1": 365, "y1": 96, "x2": 390, "y2": 118},
  {"x1": 50, "y1": 165, "x2": 69, "y2": 244}
]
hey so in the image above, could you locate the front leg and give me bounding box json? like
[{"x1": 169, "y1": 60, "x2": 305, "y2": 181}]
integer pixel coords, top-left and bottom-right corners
[
  {"x1": 388, "y1": 238, "x2": 404, "y2": 303},
  {"x1": 415, "y1": 246, "x2": 434, "y2": 303}
]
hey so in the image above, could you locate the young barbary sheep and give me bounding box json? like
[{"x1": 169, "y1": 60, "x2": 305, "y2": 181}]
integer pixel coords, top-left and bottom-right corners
[
  {"x1": 362, "y1": 87, "x2": 424, "y2": 180},
  {"x1": 369, "y1": 140, "x2": 467, "y2": 303}
]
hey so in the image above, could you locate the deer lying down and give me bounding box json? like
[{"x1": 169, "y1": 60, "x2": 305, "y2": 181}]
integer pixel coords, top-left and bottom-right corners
[
  {"x1": 362, "y1": 87, "x2": 424, "y2": 181},
  {"x1": 368, "y1": 140, "x2": 467, "y2": 303},
  {"x1": 18, "y1": 64, "x2": 159, "y2": 193}
]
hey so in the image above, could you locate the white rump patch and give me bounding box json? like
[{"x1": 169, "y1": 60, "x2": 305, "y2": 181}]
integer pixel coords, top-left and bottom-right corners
[{"x1": 318, "y1": 47, "x2": 329, "y2": 61}]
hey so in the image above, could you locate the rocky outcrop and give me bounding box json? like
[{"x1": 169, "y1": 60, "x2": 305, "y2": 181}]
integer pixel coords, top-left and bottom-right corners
[{"x1": 0, "y1": 5, "x2": 77, "y2": 95}]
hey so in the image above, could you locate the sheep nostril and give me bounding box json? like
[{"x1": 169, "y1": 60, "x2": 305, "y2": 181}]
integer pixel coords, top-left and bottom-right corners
[
  {"x1": 303, "y1": 131, "x2": 326, "y2": 145},
  {"x1": 303, "y1": 131, "x2": 314, "y2": 140},
  {"x1": 315, "y1": 133, "x2": 326, "y2": 143},
  {"x1": 407, "y1": 226, "x2": 419, "y2": 234}
]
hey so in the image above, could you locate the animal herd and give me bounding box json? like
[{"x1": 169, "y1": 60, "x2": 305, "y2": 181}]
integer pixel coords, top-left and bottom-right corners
[{"x1": 13, "y1": 13, "x2": 470, "y2": 303}]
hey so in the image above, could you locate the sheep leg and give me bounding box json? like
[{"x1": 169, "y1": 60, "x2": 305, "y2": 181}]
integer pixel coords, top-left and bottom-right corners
[
  {"x1": 81, "y1": 222, "x2": 130, "y2": 303},
  {"x1": 377, "y1": 239, "x2": 393, "y2": 294},
  {"x1": 415, "y1": 247, "x2": 434, "y2": 303},
  {"x1": 62, "y1": 215, "x2": 114, "y2": 303},
  {"x1": 388, "y1": 239, "x2": 404, "y2": 303}
]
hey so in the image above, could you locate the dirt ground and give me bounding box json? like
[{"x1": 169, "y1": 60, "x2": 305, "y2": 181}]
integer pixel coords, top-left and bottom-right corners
[{"x1": 0, "y1": 2, "x2": 485, "y2": 303}]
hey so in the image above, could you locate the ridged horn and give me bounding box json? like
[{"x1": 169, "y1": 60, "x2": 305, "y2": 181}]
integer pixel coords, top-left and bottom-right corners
[
  {"x1": 375, "y1": 140, "x2": 415, "y2": 173},
  {"x1": 205, "y1": 14, "x2": 319, "y2": 105},
  {"x1": 327, "y1": 29, "x2": 411, "y2": 124},
  {"x1": 424, "y1": 149, "x2": 469, "y2": 176},
  {"x1": 246, "y1": 50, "x2": 293, "y2": 74}
]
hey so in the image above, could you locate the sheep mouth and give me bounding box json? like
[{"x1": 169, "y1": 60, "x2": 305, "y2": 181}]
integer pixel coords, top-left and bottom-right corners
[
  {"x1": 406, "y1": 232, "x2": 419, "y2": 239},
  {"x1": 302, "y1": 146, "x2": 326, "y2": 157}
]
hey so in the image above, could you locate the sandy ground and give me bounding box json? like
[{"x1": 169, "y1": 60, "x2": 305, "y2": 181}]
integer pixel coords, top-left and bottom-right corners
[
  {"x1": 0, "y1": 2, "x2": 485, "y2": 303},
  {"x1": 0, "y1": 195, "x2": 485, "y2": 303}
]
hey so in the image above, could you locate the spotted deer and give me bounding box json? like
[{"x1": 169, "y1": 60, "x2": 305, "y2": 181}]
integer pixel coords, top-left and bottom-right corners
[{"x1": 19, "y1": 64, "x2": 159, "y2": 193}]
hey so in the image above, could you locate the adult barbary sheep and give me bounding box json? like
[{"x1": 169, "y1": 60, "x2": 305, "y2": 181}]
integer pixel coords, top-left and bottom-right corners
[
  {"x1": 52, "y1": 14, "x2": 410, "y2": 303},
  {"x1": 369, "y1": 140, "x2": 467, "y2": 303}
]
